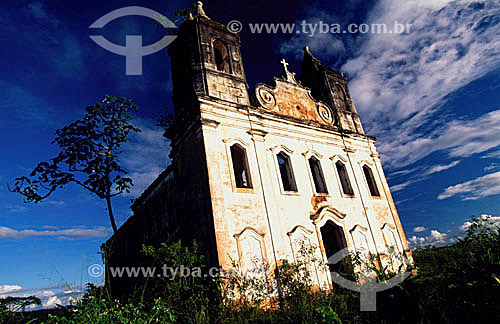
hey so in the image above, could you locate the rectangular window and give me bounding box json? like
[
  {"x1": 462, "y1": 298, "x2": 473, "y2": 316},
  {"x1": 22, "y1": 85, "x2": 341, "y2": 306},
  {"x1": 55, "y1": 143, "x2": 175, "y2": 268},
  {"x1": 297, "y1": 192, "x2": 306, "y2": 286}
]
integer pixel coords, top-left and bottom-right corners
[
  {"x1": 363, "y1": 165, "x2": 380, "y2": 197},
  {"x1": 336, "y1": 161, "x2": 354, "y2": 196},
  {"x1": 277, "y1": 152, "x2": 297, "y2": 192},
  {"x1": 230, "y1": 144, "x2": 252, "y2": 189},
  {"x1": 309, "y1": 157, "x2": 328, "y2": 194}
]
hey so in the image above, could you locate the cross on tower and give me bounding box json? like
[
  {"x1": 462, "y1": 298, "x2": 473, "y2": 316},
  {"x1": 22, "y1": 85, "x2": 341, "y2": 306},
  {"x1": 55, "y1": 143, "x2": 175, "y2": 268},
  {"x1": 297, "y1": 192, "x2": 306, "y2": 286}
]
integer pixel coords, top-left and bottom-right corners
[{"x1": 280, "y1": 59, "x2": 289, "y2": 73}]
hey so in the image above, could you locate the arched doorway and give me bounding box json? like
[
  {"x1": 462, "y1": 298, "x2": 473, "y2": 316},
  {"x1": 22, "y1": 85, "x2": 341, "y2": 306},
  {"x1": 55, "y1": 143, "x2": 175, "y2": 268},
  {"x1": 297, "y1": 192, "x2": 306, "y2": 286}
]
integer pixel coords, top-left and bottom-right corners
[
  {"x1": 320, "y1": 220, "x2": 347, "y2": 261},
  {"x1": 320, "y1": 220, "x2": 353, "y2": 277}
]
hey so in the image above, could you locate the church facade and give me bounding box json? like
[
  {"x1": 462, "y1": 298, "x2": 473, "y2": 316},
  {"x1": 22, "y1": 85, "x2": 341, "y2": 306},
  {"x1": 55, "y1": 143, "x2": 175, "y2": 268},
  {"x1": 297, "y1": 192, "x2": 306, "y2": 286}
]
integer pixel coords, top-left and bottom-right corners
[{"x1": 106, "y1": 2, "x2": 411, "y2": 291}]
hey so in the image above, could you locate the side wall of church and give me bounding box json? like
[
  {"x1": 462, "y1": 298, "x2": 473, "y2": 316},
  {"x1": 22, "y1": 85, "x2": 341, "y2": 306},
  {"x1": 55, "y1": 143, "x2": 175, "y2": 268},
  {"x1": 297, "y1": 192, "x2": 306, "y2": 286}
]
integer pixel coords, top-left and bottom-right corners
[{"x1": 169, "y1": 121, "x2": 220, "y2": 266}]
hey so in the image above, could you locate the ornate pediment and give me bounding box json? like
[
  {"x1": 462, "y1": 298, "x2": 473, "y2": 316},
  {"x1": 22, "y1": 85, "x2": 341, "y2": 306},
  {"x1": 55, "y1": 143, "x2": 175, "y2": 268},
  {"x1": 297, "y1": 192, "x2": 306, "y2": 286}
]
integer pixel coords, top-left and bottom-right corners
[{"x1": 251, "y1": 60, "x2": 336, "y2": 127}]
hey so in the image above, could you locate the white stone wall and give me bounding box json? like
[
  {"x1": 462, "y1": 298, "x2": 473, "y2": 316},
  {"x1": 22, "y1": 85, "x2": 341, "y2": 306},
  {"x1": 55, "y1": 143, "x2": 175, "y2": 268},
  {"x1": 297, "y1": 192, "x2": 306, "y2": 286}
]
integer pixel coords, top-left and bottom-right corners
[{"x1": 199, "y1": 98, "x2": 410, "y2": 288}]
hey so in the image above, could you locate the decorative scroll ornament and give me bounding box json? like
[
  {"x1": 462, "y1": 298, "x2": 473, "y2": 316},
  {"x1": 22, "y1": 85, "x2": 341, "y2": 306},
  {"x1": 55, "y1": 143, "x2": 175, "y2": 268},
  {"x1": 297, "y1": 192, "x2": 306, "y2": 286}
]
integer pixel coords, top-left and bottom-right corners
[
  {"x1": 256, "y1": 87, "x2": 276, "y2": 110},
  {"x1": 317, "y1": 103, "x2": 335, "y2": 124}
]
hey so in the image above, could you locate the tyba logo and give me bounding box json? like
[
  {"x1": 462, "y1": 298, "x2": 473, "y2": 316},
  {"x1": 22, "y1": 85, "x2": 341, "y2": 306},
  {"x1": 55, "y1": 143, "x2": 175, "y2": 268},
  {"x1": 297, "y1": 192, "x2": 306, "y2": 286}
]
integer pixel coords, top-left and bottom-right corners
[
  {"x1": 328, "y1": 248, "x2": 411, "y2": 311},
  {"x1": 89, "y1": 6, "x2": 177, "y2": 75}
]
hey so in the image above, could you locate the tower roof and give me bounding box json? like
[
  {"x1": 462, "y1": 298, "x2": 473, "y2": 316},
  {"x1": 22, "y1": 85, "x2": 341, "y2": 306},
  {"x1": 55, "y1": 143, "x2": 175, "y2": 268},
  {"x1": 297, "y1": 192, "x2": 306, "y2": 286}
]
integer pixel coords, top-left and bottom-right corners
[{"x1": 300, "y1": 45, "x2": 347, "y2": 81}]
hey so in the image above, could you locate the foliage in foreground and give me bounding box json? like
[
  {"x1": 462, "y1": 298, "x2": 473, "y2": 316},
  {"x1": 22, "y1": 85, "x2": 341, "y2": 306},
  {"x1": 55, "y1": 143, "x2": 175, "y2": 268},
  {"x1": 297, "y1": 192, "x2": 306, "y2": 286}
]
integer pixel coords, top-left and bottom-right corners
[
  {"x1": 0, "y1": 296, "x2": 41, "y2": 323},
  {"x1": 44, "y1": 296, "x2": 176, "y2": 324},
  {"x1": 2, "y1": 216, "x2": 499, "y2": 324}
]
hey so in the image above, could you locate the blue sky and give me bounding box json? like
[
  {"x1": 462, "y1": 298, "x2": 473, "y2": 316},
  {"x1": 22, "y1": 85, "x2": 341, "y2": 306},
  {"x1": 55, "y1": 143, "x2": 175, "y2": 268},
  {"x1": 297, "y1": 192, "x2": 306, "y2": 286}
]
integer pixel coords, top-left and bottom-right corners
[{"x1": 1, "y1": 0, "x2": 499, "y2": 308}]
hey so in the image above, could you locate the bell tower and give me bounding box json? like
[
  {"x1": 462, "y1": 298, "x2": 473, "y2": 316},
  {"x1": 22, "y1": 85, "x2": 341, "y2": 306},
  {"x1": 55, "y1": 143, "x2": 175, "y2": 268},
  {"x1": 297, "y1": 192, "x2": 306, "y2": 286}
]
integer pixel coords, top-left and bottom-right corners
[
  {"x1": 164, "y1": 2, "x2": 251, "y2": 265},
  {"x1": 168, "y1": 1, "x2": 249, "y2": 116},
  {"x1": 299, "y1": 46, "x2": 365, "y2": 134}
]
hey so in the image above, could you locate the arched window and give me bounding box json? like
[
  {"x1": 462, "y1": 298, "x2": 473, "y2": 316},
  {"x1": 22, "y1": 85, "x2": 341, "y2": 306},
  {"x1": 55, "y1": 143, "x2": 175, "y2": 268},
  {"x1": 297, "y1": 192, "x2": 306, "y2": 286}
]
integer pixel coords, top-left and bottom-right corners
[
  {"x1": 362, "y1": 165, "x2": 380, "y2": 197},
  {"x1": 213, "y1": 39, "x2": 231, "y2": 73},
  {"x1": 336, "y1": 161, "x2": 354, "y2": 196},
  {"x1": 230, "y1": 144, "x2": 252, "y2": 188},
  {"x1": 277, "y1": 152, "x2": 297, "y2": 192},
  {"x1": 308, "y1": 156, "x2": 328, "y2": 194},
  {"x1": 333, "y1": 83, "x2": 351, "y2": 111}
]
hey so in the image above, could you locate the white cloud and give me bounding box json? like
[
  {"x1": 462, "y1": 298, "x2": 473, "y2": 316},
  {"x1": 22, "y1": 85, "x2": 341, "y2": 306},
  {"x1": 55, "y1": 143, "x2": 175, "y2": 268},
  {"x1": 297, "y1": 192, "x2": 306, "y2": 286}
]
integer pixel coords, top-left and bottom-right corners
[
  {"x1": 408, "y1": 229, "x2": 451, "y2": 248},
  {"x1": 417, "y1": 0, "x2": 455, "y2": 9},
  {"x1": 423, "y1": 160, "x2": 461, "y2": 175},
  {"x1": 0, "y1": 284, "x2": 66, "y2": 297},
  {"x1": 0, "y1": 285, "x2": 22, "y2": 294},
  {"x1": 39, "y1": 290, "x2": 82, "y2": 309},
  {"x1": 41, "y1": 225, "x2": 58, "y2": 229},
  {"x1": 0, "y1": 82, "x2": 57, "y2": 125},
  {"x1": 389, "y1": 160, "x2": 461, "y2": 191},
  {"x1": 20, "y1": 1, "x2": 85, "y2": 78},
  {"x1": 429, "y1": 229, "x2": 448, "y2": 243},
  {"x1": 459, "y1": 214, "x2": 500, "y2": 231},
  {"x1": 0, "y1": 226, "x2": 110, "y2": 240},
  {"x1": 44, "y1": 200, "x2": 65, "y2": 206},
  {"x1": 408, "y1": 235, "x2": 425, "y2": 248},
  {"x1": 395, "y1": 198, "x2": 412, "y2": 205},
  {"x1": 280, "y1": 9, "x2": 348, "y2": 63},
  {"x1": 344, "y1": 0, "x2": 500, "y2": 169},
  {"x1": 0, "y1": 284, "x2": 85, "y2": 309},
  {"x1": 483, "y1": 150, "x2": 500, "y2": 159},
  {"x1": 484, "y1": 163, "x2": 499, "y2": 171},
  {"x1": 121, "y1": 119, "x2": 171, "y2": 198},
  {"x1": 37, "y1": 290, "x2": 56, "y2": 297},
  {"x1": 375, "y1": 104, "x2": 500, "y2": 170},
  {"x1": 390, "y1": 178, "x2": 417, "y2": 192},
  {"x1": 437, "y1": 171, "x2": 500, "y2": 200},
  {"x1": 409, "y1": 213, "x2": 500, "y2": 249},
  {"x1": 7, "y1": 205, "x2": 27, "y2": 213},
  {"x1": 387, "y1": 167, "x2": 420, "y2": 178},
  {"x1": 459, "y1": 220, "x2": 473, "y2": 232},
  {"x1": 43, "y1": 295, "x2": 63, "y2": 308},
  {"x1": 26, "y1": 1, "x2": 49, "y2": 21},
  {"x1": 281, "y1": 0, "x2": 500, "y2": 171}
]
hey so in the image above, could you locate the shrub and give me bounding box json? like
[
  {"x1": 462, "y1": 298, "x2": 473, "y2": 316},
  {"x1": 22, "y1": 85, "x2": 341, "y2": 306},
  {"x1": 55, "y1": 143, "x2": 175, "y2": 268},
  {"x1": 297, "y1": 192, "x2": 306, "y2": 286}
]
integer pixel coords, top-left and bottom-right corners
[
  {"x1": 138, "y1": 240, "x2": 224, "y2": 324},
  {"x1": 43, "y1": 295, "x2": 175, "y2": 324},
  {"x1": 222, "y1": 240, "x2": 342, "y2": 324},
  {"x1": 31, "y1": 216, "x2": 500, "y2": 324}
]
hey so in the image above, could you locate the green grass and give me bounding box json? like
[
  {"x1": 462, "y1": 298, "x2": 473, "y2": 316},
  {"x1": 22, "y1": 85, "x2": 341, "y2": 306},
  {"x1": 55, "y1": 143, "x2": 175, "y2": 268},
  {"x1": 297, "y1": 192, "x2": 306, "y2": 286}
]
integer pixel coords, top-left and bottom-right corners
[{"x1": 2, "y1": 216, "x2": 499, "y2": 324}]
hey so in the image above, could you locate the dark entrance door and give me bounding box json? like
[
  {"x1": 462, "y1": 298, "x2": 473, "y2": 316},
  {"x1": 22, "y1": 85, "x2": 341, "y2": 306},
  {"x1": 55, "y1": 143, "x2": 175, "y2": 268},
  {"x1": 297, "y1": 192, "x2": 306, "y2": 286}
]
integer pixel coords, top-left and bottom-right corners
[{"x1": 320, "y1": 221, "x2": 353, "y2": 277}]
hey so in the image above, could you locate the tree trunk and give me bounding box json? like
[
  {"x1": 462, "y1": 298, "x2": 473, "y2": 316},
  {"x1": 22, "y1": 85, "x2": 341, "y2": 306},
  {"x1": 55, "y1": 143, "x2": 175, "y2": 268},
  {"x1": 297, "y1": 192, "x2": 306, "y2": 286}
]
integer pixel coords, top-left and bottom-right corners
[{"x1": 106, "y1": 195, "x2": 118, "y2": 234}]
